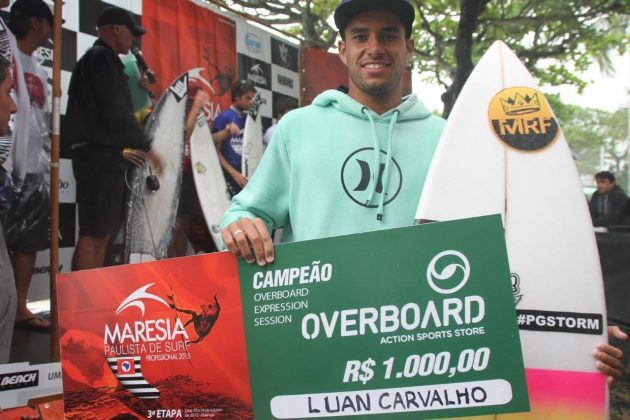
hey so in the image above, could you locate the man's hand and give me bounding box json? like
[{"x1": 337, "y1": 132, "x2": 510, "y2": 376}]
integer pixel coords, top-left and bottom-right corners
[
  {"x1": 232, "y1": 172, "x2": 248, "y2": 188},
  {"x1": 147, "y1": 149, "x2": 164, "y2": 175},
  {"x1": 221, "y1": 218, "x2": 274, "y2": 266},
  {"x1": 226, "y1": 122, "x2": 241, "y2": 136},
  {"x1": 122, "y1": 148, "x2": 146, "y2": 167},
  {"x1": 193, "y1": 90, "x2": 210, "y2": 110},
  {"x1": 593, "y1": 325, "x2": 628, "y2": 386}
]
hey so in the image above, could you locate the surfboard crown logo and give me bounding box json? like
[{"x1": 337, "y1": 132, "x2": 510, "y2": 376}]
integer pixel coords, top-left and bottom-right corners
[{"x1": 488, "y1": 87, "x2": 559, "y2": 152}]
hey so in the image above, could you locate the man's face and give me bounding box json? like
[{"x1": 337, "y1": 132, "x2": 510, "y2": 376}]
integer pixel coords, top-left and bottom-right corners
[
  {"x1": 0, "y1": 73, "x2": 17, "y2": 136},
  {"x1": 596, "y1": 178, "x2": 615, "y2": 195},
  {"x1": 34, "y1": 17, "x2": 53, "y2": 47},
  {"x1": 338, "y1": 10, "x2": 412, "y2": 98},
  {"x1": 234, "y1": 91, "x2": 255, "y2": 112},
  {"x1": 114, "y1": 24, "x2": 135, "y2": 55}
]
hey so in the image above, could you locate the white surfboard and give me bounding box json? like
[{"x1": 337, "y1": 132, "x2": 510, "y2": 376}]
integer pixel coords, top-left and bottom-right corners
[
  {"x1": 124, "y1": 72, "x2": 189, "y2": 263},
  {"x1": 189, "y1": 111, "x2": 231, "y2": 249},
  {"x1": 416, "y1": 41, "x2": 607, "y2": 418},
  {"x1": 241, "y1": 93, "x2": 265, "y2": 178}
]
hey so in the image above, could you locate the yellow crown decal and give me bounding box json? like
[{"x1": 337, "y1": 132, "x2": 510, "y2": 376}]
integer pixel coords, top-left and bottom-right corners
[{"x1": 499, "y1": 93, "x2": 540, "y2": 115}]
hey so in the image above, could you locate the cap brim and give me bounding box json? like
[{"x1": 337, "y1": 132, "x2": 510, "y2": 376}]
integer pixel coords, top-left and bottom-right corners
[
  {"x1": 131, "y1": 25, "x2": 146, "y2": 36},
  {"x1": 334, "y1": 0, "x2": 414, "y2": 34}
]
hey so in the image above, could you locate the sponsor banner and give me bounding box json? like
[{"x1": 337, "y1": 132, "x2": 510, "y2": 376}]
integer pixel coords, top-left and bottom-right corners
[
  {"x1": 0, "y1": 362, "x2": 62, "y2": 410},
  {"x1": 57, "y1": 252, "x2": 252, "y2": 418},
  {"x1": 30, "y1": 247, "x2": 73, "y2": 301},
  {"x1": 142, "y1": 0, "x2": 236, "y2": 113},
  {"x1": 271, "y1": 36, "x2": 299, "y2": 72},
  {"x1": 272, "y1": 63, "x2": 300, "y2": 98},
  {"x1": 60, "y1": 0, "x2": 80, "y2": 32},
  {"x1": 58, "y1": 158, "x2": 75, "y2": 203},
  {"x1": 238, "y1": 215, "x2": 530, "y2": 419},
  {"x1": 237, "y1": 53, "x2": 272, "y2": 90},
  {"x1": 76, "y1": 31, "x2": 98, "y2": 63},
  {"x1": 516, "y1": 310, "x2": 603, "y2": 335},
  {"x1": 255, "y1": 87, "x2": 273, "y2": 120},
  {"x1": 300, "y1": 47, "x2": 349, "y2": 106},
  {"x1": 236, "y1": 20, "x2": 271, "y2": 62},
  {"x1": 37, "y1": 27, "x2": 77, "y2": 72}
]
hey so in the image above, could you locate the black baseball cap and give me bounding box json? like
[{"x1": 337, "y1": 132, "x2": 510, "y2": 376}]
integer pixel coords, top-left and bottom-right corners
[
  {"x1": 334, "y1": 0, "x2": 415, "y2": 38},
  {"x1": 97, "y1": 7, "x2": 146, "y2": 36},
  {"x1": 10, "y1": 0, "x2": 54, "y2": 26}
]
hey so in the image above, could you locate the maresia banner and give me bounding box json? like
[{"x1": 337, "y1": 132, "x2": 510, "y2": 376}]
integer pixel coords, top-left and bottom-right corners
[
  {"x1": 58, "y1": 215, "x2": 527, "y2": 418},
  {"x1": 57, "y1": 253, "x2": 252, "y2": 419}
]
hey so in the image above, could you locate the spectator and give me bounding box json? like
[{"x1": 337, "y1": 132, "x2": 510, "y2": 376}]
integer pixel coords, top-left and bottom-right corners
[
  {"x1": 62, "y1": 6, "x2": 161, "y2": 270},
  {"x1": 212, "y1": 80, "x2": 256, "y2": 197},
  {"x1": 0, "y1": 53, "x2": 18, "y2": 363},
  {"x1": 589, "y1": 171, "x2": 628, "y2": 227},
  {"x1": 7, "y1": 0, "x2": 54, "y2": 331}
]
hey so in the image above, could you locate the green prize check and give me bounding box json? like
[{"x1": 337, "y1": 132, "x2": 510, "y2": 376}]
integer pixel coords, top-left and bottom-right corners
[{"x1": 238, "y1": 215, "x2": 529, "y2": 419}]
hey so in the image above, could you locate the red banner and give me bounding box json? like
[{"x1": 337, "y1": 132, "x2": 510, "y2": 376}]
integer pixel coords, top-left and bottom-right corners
[
  {"x1": 57, "y1": 253, "x2": 252, "y2": 418},
  {"x1": 142, "y1": 0, "x2": 236, "y2": 116}
]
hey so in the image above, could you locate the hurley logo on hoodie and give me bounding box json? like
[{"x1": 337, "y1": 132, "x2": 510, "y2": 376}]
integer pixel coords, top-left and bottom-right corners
[{"x1": 341, "y1": 147, "x2": 403, "y2": 208}]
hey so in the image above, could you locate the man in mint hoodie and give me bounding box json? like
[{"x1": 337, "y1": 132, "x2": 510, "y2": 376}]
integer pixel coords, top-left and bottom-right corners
[
  {"x1": 221, "y1": 0, "x2": 627, "y2": 384},
  {"x1": 222, "y1": 0, "x2": 443, "y2": 259}
]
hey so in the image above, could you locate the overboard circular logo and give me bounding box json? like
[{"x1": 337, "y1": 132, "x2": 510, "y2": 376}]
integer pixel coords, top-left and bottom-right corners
[
  {"x1": 488, "y1": 86, "x2": 559, "y2": 152},
  {"x1": 426, "y1": 250, "x2": 470, "y2": 294},
  {"x1": 340, "y1": 148, "x2": 402, "y2": 208}
]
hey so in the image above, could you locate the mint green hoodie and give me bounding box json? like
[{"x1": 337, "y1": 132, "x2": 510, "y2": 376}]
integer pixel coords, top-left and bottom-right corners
[{"x1": 220, "y1": 89, "x2": 445, "y2": 243}]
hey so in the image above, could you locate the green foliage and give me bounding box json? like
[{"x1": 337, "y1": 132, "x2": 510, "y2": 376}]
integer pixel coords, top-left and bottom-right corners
[
  {"x1": 548, "y1": 94, "x2": 629, "y2": 186},
  {"x1": 413, "y1": 0, "x2": 630, "y2": 95},
  {"x1": 219, "y1": 0, "x2": 629, "y2": 114}
]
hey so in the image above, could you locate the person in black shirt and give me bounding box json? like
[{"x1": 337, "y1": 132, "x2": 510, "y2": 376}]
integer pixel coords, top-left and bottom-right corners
[
  {"x1": 63, "y1": 7, "x2": 161, "y2": 270},
  {"x1": 589, "y1": 171, "x2": 628, "y2": 227}
]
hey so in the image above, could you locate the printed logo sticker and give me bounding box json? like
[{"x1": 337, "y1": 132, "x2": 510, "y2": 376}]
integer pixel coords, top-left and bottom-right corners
[
  {"x1": 245, "y1": 33, "x2": 262, "y2": 53},
  {"x1": 340, "y1": 148, "x2": 402, "y2": 208},
  {"x1": 116, "y1": 358, "x2": 136, "y2": 375},
  {"x1": 426, "y1": 250, "x2": 470, "y2": 295},
  {"x1": 488, "y1": 87, "x2": 559, "y2": 152}
]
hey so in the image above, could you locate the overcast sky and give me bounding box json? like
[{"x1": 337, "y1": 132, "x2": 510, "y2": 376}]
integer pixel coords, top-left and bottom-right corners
[{"x1": 413, "y1": 51, "x2": 630, "y2": 115}]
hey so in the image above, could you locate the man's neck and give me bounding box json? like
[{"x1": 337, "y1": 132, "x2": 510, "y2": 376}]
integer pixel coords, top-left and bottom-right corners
[
  {"x1": 17, "y1": 37, "x2": 38, "y2": 56},
  {"x1": 348, "y1": 87, "x2": 403, "y2": 115},
  {"x1": 97, "y1": 35, "x2": 118, "y2": 54}
]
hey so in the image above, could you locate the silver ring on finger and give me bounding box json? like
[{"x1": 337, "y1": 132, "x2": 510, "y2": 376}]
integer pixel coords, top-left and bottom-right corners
[{"x1": 233, "y1": 229, "x2": 244, "y2": 237}]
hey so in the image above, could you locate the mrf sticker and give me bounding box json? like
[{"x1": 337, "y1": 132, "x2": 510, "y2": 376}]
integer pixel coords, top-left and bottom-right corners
[{"x1": 488, "y1": 87, "x2": 559, "y2": 152}]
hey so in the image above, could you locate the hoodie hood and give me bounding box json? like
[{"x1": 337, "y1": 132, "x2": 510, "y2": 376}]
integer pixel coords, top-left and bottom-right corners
[{"x1": 311, "y1": 89, "x2": 432, "y2": 122}]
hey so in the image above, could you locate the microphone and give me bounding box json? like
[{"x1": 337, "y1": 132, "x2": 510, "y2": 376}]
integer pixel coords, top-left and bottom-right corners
[{"x1": 131, "y1": 47, "x2": 156, "y2": 84}]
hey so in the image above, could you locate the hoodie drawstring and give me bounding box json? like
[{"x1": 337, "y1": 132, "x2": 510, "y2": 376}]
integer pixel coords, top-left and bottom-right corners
[
  {"x1": 362, "y1": 107, "x2": 380, "y2": 209},
  {"x1": 378, "y1": 110, "x2": 399, "y2": 220},
  {"x1": 361, "y1": 108, "x2": 400, "y2": 221}
]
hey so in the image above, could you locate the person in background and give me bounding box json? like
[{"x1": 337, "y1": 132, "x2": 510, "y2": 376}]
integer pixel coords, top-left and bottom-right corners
[
  {"x1": 171, "y1": 88, "x2": 211, "y2": 257},
  {"x1": 589, "y1": 170, "x2": 628, "y2": 227},
  {"x1": 7, "y1": 0, "x2": 53, "y2": 331},
  {"x1": 263, "y1": 96, "x2": 297, "y2": 147},
  {"x1": 0, "y1": 53, "x2": 18, "y2": 362},
  {"x1": 62, "y1": 6, "x2": 162, "y2": 271},
  {"x1": 212, "y1": 80, "x2": 256, "y2": 197}
]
